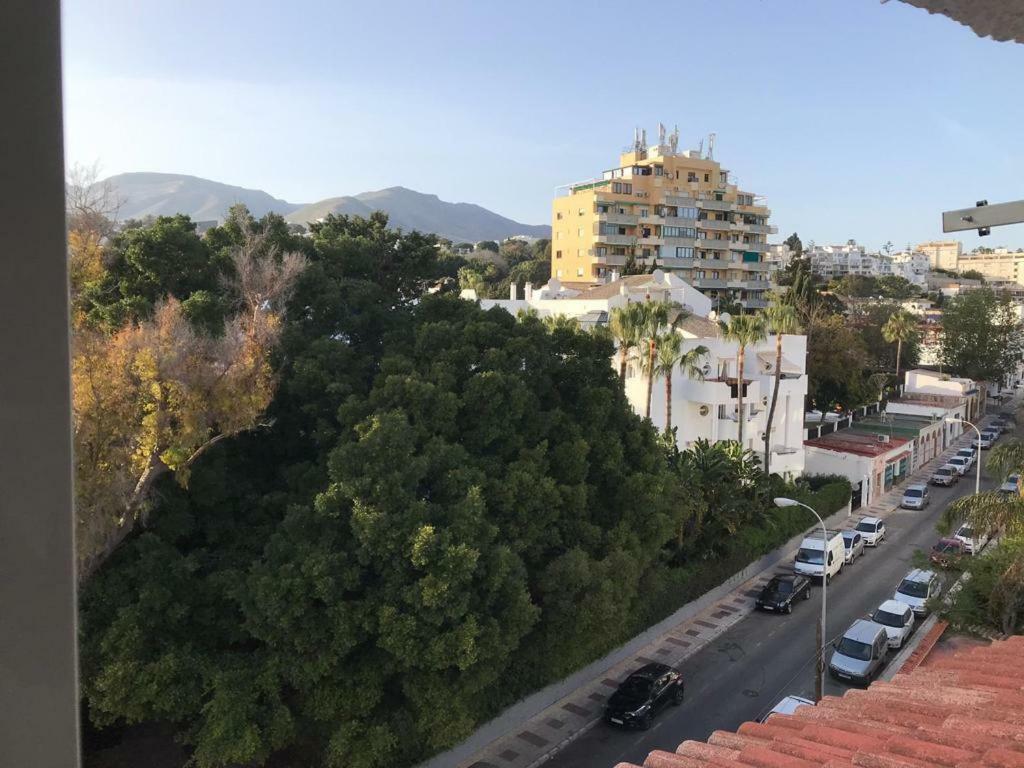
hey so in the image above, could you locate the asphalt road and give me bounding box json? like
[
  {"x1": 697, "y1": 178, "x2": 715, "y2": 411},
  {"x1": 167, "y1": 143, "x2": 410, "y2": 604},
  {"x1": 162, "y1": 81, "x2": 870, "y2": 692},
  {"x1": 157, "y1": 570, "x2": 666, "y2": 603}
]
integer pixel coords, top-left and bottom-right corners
[{"x1": 546, "y1": 415, "x2": 1016, "y2": 768}]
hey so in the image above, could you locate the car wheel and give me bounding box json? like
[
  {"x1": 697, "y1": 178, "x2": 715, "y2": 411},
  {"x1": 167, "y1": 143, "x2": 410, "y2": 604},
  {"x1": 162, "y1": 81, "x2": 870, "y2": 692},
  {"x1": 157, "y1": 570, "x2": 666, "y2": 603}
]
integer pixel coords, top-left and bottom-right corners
[
  {"x1": 672, "y1": 685, "x2": 684, "y2": 705},
  {"x1": 784, "y1": 602, "x2": 793, "y2": 614},
  {"x1": 638, "y1": 712, "x2": 652, "y2": 730},
  {"x1": 803, "y1": 586, "x2": 811, "y2": 600}
]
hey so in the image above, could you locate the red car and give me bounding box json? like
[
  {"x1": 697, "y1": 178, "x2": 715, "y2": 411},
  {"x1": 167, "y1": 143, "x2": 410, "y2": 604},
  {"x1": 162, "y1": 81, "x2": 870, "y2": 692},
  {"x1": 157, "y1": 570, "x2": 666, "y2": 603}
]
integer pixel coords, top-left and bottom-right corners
[{"x1": 930, "y1": 537, "x2": 968, "y2": 568}]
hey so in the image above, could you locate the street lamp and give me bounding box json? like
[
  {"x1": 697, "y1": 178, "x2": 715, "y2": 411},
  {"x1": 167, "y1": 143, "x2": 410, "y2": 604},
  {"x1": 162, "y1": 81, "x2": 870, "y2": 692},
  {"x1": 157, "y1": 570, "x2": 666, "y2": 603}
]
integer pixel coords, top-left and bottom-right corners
[
  {"x1": 945, "y1": 417, "x2": 982, "y2": 496},
  {"x1": 775, "y1": 497, "x2": 828, "y2": 702}
]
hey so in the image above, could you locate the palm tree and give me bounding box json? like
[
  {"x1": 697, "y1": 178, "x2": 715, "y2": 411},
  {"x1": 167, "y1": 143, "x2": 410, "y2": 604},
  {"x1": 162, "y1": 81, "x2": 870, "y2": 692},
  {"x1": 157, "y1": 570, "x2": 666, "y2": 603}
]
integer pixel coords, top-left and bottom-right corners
[
  {"x1": 654, "y1": 333, "x2": 709, "y2": 438},
  {"x1": 639, "y1": 301, "x2": 672, "y2": 420},
  {"x1": 942, "y1": 439, "x2": 1024, "y2": 537},
  {"x1": 762, "y1": 302, "x2": 801, "y2": 477},
  {"x1": 720, "y1": 313, "x2": 767, "y2": 449},
  {"x1": 882, "y1": 309, "x2": 917, "y2": 387},
  {"x1": 609, "y1": 303, "x2": 646, "y2": 383}
]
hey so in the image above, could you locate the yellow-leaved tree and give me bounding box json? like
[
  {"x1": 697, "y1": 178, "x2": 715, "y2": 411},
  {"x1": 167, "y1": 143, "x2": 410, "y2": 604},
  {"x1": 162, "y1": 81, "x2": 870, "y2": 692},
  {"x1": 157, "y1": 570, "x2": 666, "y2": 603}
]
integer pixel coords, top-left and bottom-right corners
[{"x1": 72, "y1": 235, "x2": 306, "y2": 580}]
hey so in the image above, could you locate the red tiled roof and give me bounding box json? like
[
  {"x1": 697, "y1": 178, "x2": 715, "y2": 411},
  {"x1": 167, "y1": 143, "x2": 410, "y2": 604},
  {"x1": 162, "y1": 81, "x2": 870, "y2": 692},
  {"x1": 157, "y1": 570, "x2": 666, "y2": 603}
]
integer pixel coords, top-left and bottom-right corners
[
  {"x1": 613, "y1": 635, "x2": 1024, "y2": 768},
  {"x1": 804, "y1": 430, "x2": 910, "y2": 457}
]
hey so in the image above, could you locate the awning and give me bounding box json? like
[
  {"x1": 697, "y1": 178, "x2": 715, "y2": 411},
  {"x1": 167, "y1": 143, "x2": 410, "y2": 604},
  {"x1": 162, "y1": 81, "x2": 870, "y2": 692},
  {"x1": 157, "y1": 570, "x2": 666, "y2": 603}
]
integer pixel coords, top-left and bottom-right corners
[{"x1": 757, "y1": 351, "x2": 801, "y2": 375}]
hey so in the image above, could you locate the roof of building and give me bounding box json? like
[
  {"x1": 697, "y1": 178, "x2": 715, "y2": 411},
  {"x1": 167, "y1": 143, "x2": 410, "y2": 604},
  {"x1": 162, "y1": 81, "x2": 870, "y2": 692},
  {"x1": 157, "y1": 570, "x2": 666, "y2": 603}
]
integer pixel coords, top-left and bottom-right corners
[
  {"x1": 614, "y1": 634, "x2": 1024, "y2": 768},
  {"x1": 804, "y1": 430, "x2": 911, "y2": 457},
  {"x1": 574, "y1": 275, "x2": 666, "y2": 300},
  {"x1": 889, "y1": 393, "x2": 967, "y2": 407}
]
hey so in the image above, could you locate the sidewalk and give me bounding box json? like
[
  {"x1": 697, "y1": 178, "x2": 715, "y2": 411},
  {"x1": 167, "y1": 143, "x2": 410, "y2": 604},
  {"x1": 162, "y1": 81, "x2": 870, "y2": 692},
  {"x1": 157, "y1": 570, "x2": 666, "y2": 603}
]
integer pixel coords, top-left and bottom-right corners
[{"x1": 449, "y1": 421, "x2": 992, "y2": 768}]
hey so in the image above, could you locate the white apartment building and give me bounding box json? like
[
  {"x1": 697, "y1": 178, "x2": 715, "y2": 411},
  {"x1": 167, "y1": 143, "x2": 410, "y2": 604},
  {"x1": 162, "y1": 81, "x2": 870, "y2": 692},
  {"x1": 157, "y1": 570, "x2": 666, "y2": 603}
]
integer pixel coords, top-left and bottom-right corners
[
  {"x1": 767, "y1": 243, "x2": 795, "y2": 270},
  {"x1": 806, "y1": 240, "x2": 925, "y2": 287},
  {"x1": 464, "y1": 271, "x2": 808, "y2": 475}
]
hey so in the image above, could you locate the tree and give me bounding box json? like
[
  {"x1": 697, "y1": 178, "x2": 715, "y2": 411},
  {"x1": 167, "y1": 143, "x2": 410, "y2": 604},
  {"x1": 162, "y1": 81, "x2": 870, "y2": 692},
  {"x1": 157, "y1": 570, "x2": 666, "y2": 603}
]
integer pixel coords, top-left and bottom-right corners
[
  {"x1": 73, "y1": 231, "x2": 307, "y2": 580},
  {"x1": 882, "y1": 309, "x2": 918, "y2": 385},
  {"x1": 638, "y1": 301, "x2": 673, "y2": 420},
  {"x1": 783, "y1": 232, "x2": 803, "y2": 258},
  {"x1": 849, "y1": 301, "x2": 920, "y2": 374},
  {"x1": 720, "y1": 314, "x2": 767, "y2": 448},
  {"x1": 960, "y1": 269, "x2": 986, "y2": 282},
  {"x1": 762, "y1": 302, "x2": 801, "y2": 476},
  {"x1": 476, "y1": 240, "x2": 499, "y2": 253},
  {"x1": 653, "y1": 332, "x2": 708, "y2": 438},
  {"x1": 876, "y1": 275, "x2": 920, "y2": 299},
  {"x1": 940, "y1": 288, "x2": 1024, "y2": 384},
  {"x1": 806, "y1": 312, "x2": 871, "y2": 410},
  {"x1": 943, "y1": 440, "x2": 1024, "y2": 538},
  {"x1": 609, "y1": 303, "x2": 646, "y2": 382}
]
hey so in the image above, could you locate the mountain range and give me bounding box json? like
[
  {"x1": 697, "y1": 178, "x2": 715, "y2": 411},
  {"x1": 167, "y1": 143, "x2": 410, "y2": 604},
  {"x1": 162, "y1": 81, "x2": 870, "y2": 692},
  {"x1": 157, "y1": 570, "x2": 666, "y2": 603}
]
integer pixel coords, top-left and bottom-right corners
[{"x1": 101, "y1": 172, "x2": 550, "y2": 242}]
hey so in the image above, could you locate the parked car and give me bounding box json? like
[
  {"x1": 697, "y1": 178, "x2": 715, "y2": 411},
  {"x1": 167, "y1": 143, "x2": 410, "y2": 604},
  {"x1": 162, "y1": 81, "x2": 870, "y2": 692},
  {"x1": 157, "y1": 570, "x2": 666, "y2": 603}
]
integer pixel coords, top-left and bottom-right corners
[
  {"x1": 955, "y1": 447, "x2": 976, "y2": 467},
  {"x1": 930, "y1": 537, "x2": 969, "y2": 568},
  {"x1": 982, "y1": 428, "x2": 1000, "y2": 444},
  {"x1": 755, "y1": 574, "x2": 811, "y2": 614},
  {"x1": 930, "y1": 465, "x2": 960, "y2": 487},
  {"x1": 974, "y1": 435, "x2": 993, "y2": 450},
  {"x1": 794, "y1": 530, "x2": 845, "y2": 582},
  {"x1": 870, "y1": 599, "x2": 915, "y2": 649},
  {"x1": 900, "y1": 484, "x2": 930, "y2": 510},
  {"x1": 854, "y1": 517, "x2": 886, "y2": 547},
  {"x1": 954, "y1": 523, "x2": 988, "y2": 555},
  {"x1": 999, "y1": 473, "x2": 1021, "y2": 496},
  {"x1": 757, "y1": 695, "x2": 815, "y2": 723},
  {"x1": 946, "y1": 456, "x2": 970, "y2": 476},
  {"x1": 841, "y1": 530, "x2": 865, "y2": 564},
  {"x1": 893, "y1": 569, "x2": 939, "y2": 616},
  {"x1": 829, "y1": 619, "x2": 890, "y2": 686},
  {"x1": 604, "y1": 663, "x2": 684, "y2": 729}
]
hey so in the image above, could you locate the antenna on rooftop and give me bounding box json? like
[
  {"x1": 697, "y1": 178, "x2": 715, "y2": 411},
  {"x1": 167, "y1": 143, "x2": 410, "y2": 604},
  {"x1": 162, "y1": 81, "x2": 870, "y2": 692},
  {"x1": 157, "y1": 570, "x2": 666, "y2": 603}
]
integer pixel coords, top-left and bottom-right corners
[
  {"x1": 640, "y1": 128, "x2": 647, "y2": 152},
  {"x1": 697, "y1": 137, "x2": 704, "y2": 157},
  {"x1": 633, "y1": 126, "x2": 641, "y2": 154},
  {"x1": 669, "y1": 124, "x2": 679, "y2": 153},
  {"x1": 707, "y1": 132, "x2": 716, "y2": 161},
  {"x1": 658, "y1": 122, "x2": 666, "y2": 146}
]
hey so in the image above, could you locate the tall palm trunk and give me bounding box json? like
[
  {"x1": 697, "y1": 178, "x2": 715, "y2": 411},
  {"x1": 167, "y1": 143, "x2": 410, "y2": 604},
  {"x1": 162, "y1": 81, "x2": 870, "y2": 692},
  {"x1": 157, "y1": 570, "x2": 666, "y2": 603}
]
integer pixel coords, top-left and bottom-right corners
[
  {"x1": 619, "y1": 346, "x2": 629, "y2": 383},
  {"x1": 764, "y1": 333, "x2": 783, "y2": 477},
  {"x1": 736, "y1": 346, "x2": 746, "y2": 447},
  {"x1": 645, "y1": 338, "x2": 656, "y2": 420},
  {"x1": 895, "y1": 339, "x2": 903, "y2": 389},
  {"x1": 665, "y1": 372, "x2": 673, "y2": 434}
]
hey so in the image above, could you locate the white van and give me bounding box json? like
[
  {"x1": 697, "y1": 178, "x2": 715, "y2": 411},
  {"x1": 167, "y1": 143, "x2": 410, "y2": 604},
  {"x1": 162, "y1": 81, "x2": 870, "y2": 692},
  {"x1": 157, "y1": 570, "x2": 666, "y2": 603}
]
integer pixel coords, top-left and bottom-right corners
[{"x1": 794, "y1": 530, "x2": 845, "y2": 582}]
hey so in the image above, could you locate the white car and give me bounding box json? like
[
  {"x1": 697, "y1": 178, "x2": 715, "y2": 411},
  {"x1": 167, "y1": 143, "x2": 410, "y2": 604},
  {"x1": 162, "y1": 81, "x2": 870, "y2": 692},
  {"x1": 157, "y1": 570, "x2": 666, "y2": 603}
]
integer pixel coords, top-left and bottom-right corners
[
  {"x1": 954, "y1": 523, "x2": 989, "y2": 555},
  {"x1": 974, "y1": 435, "x2": 993, "y2": 450},
  {"x1": 955, "y1": 448, "x2": 975, "y2": 469},
  {"x1": 946, "y1": 456, "x2": 970, "y2": 476},
  {"x1": 893, "y1": 569, "x2": 939, "y2": 617},
  {"x1": 854, "y1": 517, "x2": 886, "y2": 546},
  {"x1": 757, "y1": 695, "x2": 815, "y2": 723},
  {"x1": 870, "y1": 599, "x2": 915, "y2": 649}
]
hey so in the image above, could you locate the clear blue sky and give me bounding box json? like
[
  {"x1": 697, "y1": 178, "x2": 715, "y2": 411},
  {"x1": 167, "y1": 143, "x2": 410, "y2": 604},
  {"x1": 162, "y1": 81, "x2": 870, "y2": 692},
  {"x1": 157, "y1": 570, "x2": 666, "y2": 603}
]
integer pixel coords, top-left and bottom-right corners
[{"x1": 63, "y1": 0, "x2": 1024, "y2": 250}]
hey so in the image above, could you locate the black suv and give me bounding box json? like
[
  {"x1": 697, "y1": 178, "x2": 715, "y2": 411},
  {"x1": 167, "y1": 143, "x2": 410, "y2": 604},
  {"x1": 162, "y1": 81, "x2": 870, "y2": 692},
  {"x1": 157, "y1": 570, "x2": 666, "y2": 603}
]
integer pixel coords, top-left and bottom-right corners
[
  {"x1": 756, "y1": 574, "x2": 811, "y2": 614},
  {"x1": 604, "y1": 663, "x2": 684, "y2": 729}
]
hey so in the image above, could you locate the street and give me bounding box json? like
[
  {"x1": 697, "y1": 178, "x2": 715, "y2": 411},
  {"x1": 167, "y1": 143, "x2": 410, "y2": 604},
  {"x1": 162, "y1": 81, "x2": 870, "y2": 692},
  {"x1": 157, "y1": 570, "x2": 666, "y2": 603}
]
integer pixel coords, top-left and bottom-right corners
[{"x1": 545, "y1": 423, "x2": 1012, "y2": 768}]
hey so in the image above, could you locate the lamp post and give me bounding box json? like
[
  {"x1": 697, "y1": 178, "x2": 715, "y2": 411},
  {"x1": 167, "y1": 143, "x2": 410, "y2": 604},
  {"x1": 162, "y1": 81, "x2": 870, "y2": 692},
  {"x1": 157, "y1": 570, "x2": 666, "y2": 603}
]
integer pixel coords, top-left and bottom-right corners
[
  {"x1": 775, "y1": 497, "x2": 828, "y2": 702},
  {"x1": 945, "y1": 417, "x2": 982, "y2": 496}
]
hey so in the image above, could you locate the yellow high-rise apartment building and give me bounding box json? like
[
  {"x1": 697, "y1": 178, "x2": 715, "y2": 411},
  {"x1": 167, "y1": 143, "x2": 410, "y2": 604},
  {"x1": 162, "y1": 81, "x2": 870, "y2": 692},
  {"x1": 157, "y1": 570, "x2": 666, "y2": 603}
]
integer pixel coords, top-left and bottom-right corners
[
  {"x1": 915, "y1": 240, "x2": 962, "y2": 271},
  {"x1": 551, "y1": 127, "x2": 777, "y2": 309}
]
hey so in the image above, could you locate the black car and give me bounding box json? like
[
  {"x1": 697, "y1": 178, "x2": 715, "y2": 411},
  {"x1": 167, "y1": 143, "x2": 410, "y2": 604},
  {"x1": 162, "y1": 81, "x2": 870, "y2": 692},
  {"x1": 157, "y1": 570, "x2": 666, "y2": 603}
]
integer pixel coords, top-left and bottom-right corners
[
  {"x1": 755, "y1": 574, "x2": 811, "y2": 614},
  {"x1": 604, "y1": 663, "x2": 684, "y2": 729}
]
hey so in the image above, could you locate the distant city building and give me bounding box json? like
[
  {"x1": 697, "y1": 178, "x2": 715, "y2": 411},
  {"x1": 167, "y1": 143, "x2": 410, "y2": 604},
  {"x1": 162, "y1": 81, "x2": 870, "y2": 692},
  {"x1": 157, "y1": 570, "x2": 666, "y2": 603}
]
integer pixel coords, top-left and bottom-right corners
[
  {"x1": 766, "y1": 243, "x2": 795, "y2": 269},
  {"x1": 804, "y1": 240, "x2": 925, "y2": 287},
  {"x1": 551, "y1": 125, "x2": 777, "y2": 310},
  {"x1": 958, "y1": 247, "x2": 1024, "y2": 285},
  {"x1": 915, "y1": 239, "x2": 962, "y2": 271}
]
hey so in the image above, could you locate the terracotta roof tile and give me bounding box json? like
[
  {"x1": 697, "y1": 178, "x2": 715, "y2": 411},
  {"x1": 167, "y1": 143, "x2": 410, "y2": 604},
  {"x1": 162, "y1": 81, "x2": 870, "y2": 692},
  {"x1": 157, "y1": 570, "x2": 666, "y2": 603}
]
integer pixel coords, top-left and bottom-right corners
[{"x1": 611, "y1": 637, "x2": 1024, "y2": 768}]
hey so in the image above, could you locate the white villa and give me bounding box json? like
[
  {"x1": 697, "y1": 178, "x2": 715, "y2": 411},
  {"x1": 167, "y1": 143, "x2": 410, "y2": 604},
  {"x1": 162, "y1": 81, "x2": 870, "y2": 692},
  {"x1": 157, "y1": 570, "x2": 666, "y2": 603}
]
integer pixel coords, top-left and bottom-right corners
[{"x1": 463, "y1": 271, "x2": 809, "y2": 476}]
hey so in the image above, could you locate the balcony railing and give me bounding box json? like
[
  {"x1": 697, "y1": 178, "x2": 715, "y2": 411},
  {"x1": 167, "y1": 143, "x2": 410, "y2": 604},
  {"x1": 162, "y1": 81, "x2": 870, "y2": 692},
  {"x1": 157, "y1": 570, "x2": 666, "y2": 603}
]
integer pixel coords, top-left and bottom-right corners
[
  {"x1": 698, "y1": 219, "x2": 733, "y2": 232},
  {"x1": 595, "y1": 234, "x2": 633, "y2": 246},
  {"x1": 696, "y1": 198, "x2": 734, "y2": 212},
  {"x1": 597, "y1": 212, "x2": 637, "y2": 225},
  {"x1": 662, "y1": 236, "x2": 698, "y2": 248},
  {"x1": 661, "y1": 215, "x2": 698, "y2": 226}
]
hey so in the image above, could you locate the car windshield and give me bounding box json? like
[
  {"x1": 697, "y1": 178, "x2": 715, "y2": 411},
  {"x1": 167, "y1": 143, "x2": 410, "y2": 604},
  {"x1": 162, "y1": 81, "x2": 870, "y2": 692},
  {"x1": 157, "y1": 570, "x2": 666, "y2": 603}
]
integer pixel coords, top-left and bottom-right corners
[
  {"x1": 935, "y1": 469, "x2": 952, "y2": 476},
  {"x1": 933, "y1": 541, "x2": 960, "y2": 554},
  {"x1": 796, "y1": 548, "x2": 824, "y2": 564},
  {"x1": 898, "y1": 579, "x2": 930, "y2": 598},
  {"x1": 767, "y1": 579, "x2": 793, "y2": 593},
  {"x1": 855, "y1": 522, "x2": 876, "y2": 533},
  {"x1": 905, "y1": 489, "x2": 922, "y2": 498},
  {"x1": 950, "y1": 459, "x2": 964, "y2": 465},
  {"x1": 836, "y1": 637, "x2": 872, "y2": 661},
  {"x1": 873, "y1": 609, "x2": 906, "y2": 628},
  {"x1": 957, "y1": 527, "x2": 974, "y2": 538},
  {"x1": 620, "y1": 677, "x2": 652, "y2": 696}
]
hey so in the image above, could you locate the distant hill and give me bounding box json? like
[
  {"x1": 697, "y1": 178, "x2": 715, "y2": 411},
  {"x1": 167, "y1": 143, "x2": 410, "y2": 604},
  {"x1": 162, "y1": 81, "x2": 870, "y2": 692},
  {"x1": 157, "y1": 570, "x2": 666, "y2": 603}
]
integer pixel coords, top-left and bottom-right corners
[
  {"x1": 103, "y1": 172, "x2": 302, "y2": 222},
  {"x1": 101, "y1": 173, "x2": 549, "y2": 242},
  {"x1": 285, "y1": 186, "x2": 550, "y2": 242}
]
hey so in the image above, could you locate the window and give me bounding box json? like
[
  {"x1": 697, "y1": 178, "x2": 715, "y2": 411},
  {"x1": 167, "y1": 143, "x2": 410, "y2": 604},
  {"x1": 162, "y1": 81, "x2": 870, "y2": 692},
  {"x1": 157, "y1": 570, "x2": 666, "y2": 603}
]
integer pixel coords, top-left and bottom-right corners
[
  {"x1": 714, "y1": 192, "x2": 724, "y2": 201},
  {"x1": 578, "y1": 208, "x2": 584, "y2": 216},
  {"x1": 577, "y1": 267, "x2": 584, "y2": 276},
  {"x1": 556, "y1": 269, "x2": 563, "y2": 277},
  {"x1": 642, "y1": 248, "x2": 651, "y2": 258},
  {"x1": 576, "y1": 249, "x2": 581, "y2": 257},
  {"x1": 556, "y1": 231, "x2": 561, "y2": 240},
  {"x1": 612, "y1": 247, "x2": 626, "y2": 255},
  {"x1": 556, "y1": 212, "x2": 563, "y2": 220},
  {"x1": 719, "y1": 171, "x2": 727, "y2": 184},
  {"x1": 577, "y1": 227, "x2": 583, "y2": 236},
  {"x1": 687, "y1": 171, "x2": 698, "y2": 182},
  {"x1": 654, "y1": 165, "x2": 663, "y2": 176},
  {"x1": 663, "y1": 226, "x2": 696, "y2": 238},
  {"x1": 595, "y1": 247, "x2": 607, "y2": 257},
  {"x1": 555, "y1": 250, "x2": 562, "y2": 259},
  {"x1": 612, "y1": 182, "x2": 632, "y2": 195},
  {"x1": 704, "y1": 173, "x2": 710, "y2": 182},
  {"x1": 639, "y1": 208, "x2": 648, "y2": 218},
  {"x1": 712, "y1": 271, "x2": 720, "y2": 279},
  {"x1": 676, "y1": 247, "x2": 694, "y2": 259}
]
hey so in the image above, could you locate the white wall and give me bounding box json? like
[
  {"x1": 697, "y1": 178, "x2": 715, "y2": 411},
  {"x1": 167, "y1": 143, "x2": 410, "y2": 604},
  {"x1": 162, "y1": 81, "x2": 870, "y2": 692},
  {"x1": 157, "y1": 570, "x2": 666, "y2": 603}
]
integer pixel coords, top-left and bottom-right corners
[{"x1": 803, "y1": 446, "x2": 876, "y2": 506}]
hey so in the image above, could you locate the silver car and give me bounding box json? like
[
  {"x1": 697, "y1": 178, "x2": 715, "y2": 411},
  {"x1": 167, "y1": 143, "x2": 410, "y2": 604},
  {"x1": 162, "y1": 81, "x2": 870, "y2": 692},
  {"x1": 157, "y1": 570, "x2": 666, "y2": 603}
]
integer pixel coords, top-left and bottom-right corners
[
  {"x1": 841, "y1": 530, "x2": 865, "y2": 564},
  {"x1": 900, "y1": 484, "x2": 929, "y2": 510},
  {"x1": 930, "y1": 465, "x2": 959, "y2": 487},
  {"x1": 946, "y1": 456, "x2": 970, "y2": 476},
  {"x1": 854, "y1": 517, "x2": 886, "y2": 546},
  {"x1": 829, "y1": 619, "x2": 890, "y2": 686},
  {"x1": 893, "y1": 568, "x2": 938, "y2": 617}
]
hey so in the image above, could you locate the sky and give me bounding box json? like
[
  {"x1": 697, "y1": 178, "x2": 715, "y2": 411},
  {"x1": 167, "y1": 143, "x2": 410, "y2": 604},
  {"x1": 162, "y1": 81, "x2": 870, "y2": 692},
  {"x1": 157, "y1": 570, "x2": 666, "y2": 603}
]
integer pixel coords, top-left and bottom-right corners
[{"x1": 63, "y1": 0, "x2": 1024, "y2": 251}]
